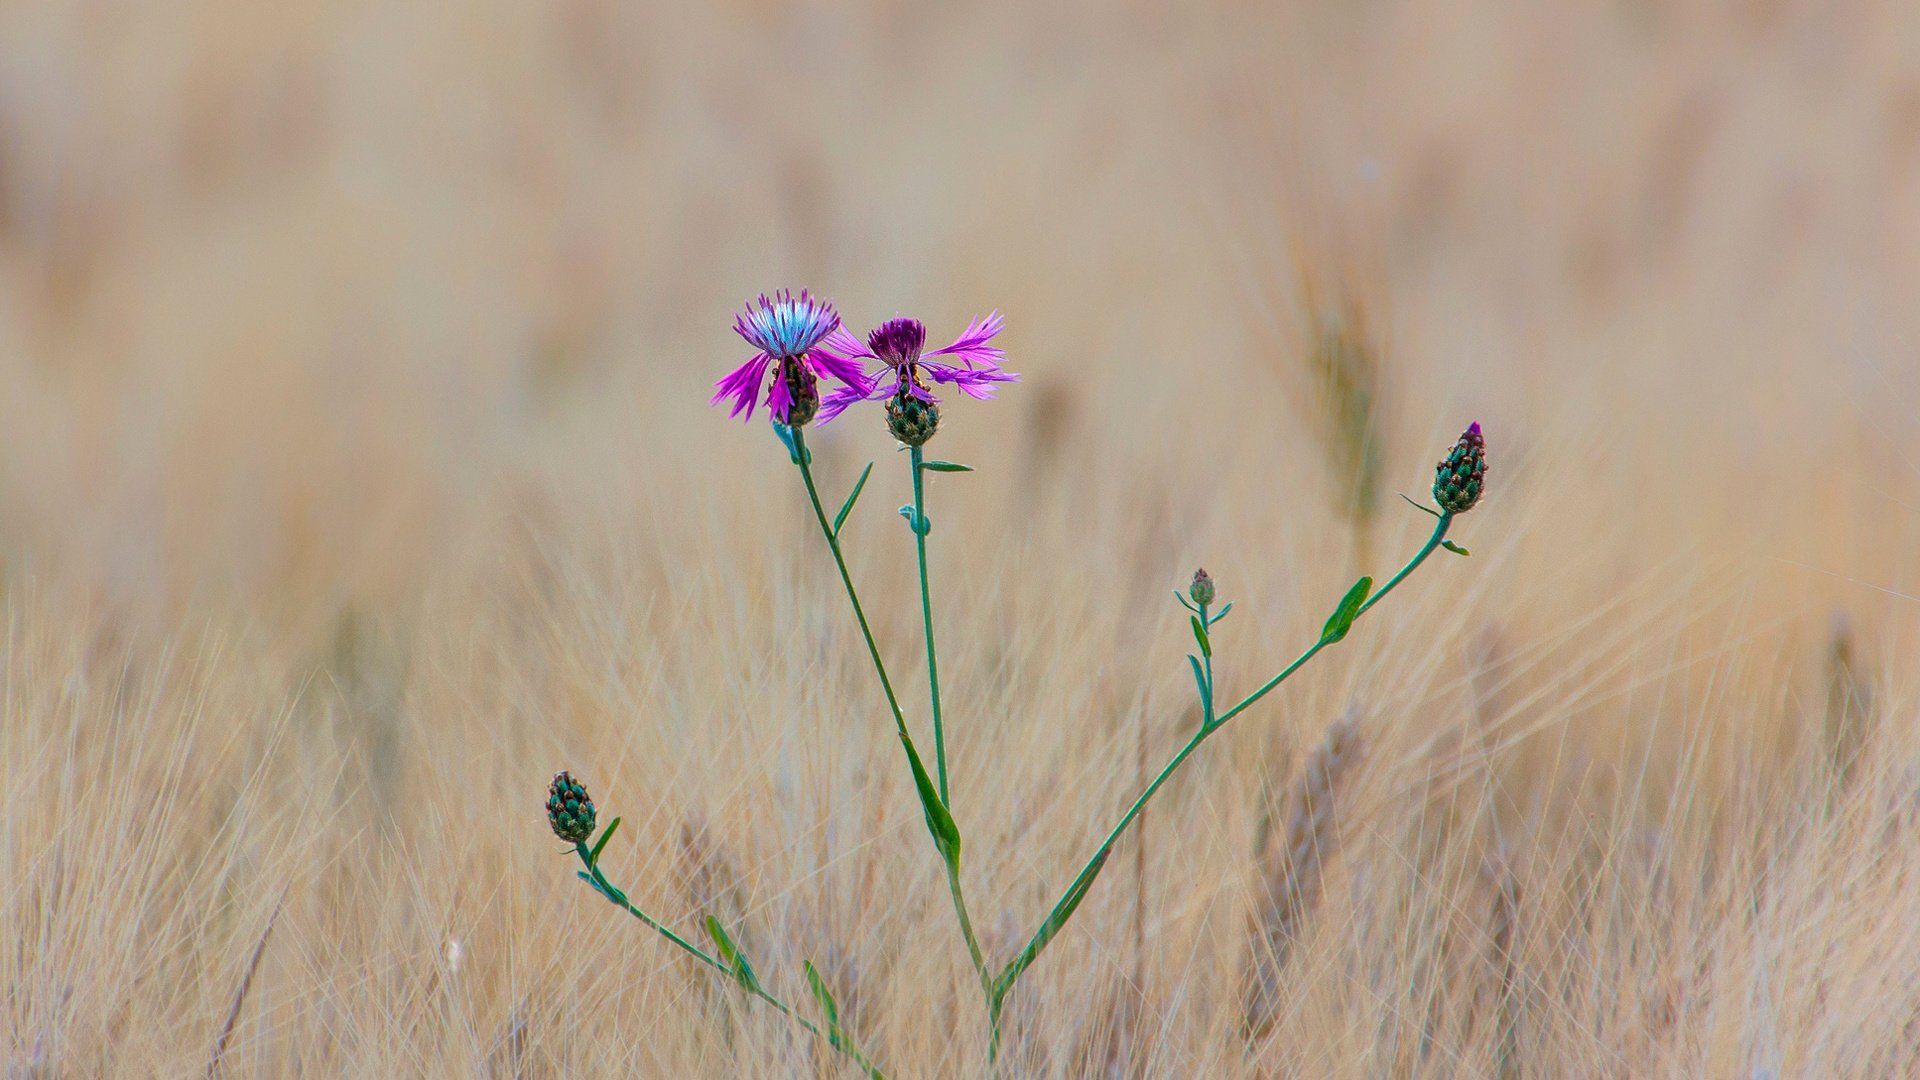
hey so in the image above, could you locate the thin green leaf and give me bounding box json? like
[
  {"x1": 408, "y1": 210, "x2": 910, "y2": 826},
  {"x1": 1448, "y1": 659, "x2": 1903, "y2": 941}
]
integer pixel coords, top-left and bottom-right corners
[
  {"x1": 588, "y1": 817, "x2": 623, "y2": 866},
  {"x1": 804, "y1": 960, "x2": 846, "y2": 1050},
  {"x1": 1173, "y1": 590, "x2": 1199, "y2": 614},
  {"x1": 575, "y1": 870, "x2": 611, "y2": 901},
  {"x1": 1190, "y1": 615, "x2": 1211, "y2": 658},
  {"x1": 1441, "y1": 539, "x2": 1470, "y2": 557},
  {"x1": 1187, "y1": 655, "x2": 1208, "y2": 702},
  {"x1": 1207, "y1": 601, "x2": 1233, "y2": 626},
  {"x1": 1319, "y1": 576, "x2": 1374, "y2": 645},
  {"x1": 900, "y1": 730, "x2": 961, "y2": 870},
  {"x1": 993, "y1": 847, "x2": 1112, "y2": 1002},
  {"x1": 583, "y1": 862, "x2": 628, "y2": 905},
  {"x1": 921, "y1": 460, "x2": 974, "y2": 472},
  {"x1": 704, "y1": 916, "x2": 760, "y2": 991},
  {"x1": 832, "y1": 463, "x2": 875, "y2": 536},
  {"x1": 1399, "y1": 492, "x2": 1442, "y2": 517}
]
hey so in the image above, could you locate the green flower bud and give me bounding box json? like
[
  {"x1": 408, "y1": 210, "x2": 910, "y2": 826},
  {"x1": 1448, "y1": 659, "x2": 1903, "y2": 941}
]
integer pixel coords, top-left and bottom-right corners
[
  {"x1": 886, "y1": 391, "x2": 940, "y2": 447},
  {"x1": 1433, "y1": 421, "x2": 1487, "y2": 514},
  {"x1": 546, "y1": 770, "x2": 597, "y2": 844},
  {"x1": 1189, "y1": 568, "x2": 1216, "y2": 607}
]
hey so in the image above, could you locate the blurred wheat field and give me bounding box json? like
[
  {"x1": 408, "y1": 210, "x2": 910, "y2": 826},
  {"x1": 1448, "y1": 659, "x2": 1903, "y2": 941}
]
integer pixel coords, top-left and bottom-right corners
[{"x1": 6, "y1": 0, "x2": 1920, "y2": 1076}]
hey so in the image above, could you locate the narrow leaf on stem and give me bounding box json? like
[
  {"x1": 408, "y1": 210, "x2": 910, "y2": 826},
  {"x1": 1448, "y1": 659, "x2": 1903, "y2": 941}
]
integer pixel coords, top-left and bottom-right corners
[
  {"x1": 921, "y1": 460, "x2": 974, "y2": 473},
  {"x1": 1399, "y1": 492, "x2": 1442, "y2": 517},
  {"x1": 705, "y1": 916, "x2": 760, "y2": 991},
  {"x1": 1442, "y1": 539, "x2": 1470, "y2": 557},
  {"x1": 1174, "y1": 590, "x2": 1199, "y2": 614},
  {"x1": 993, "y1": 847, "x2": 1112, "y2": 1002},
  {"x1": 804, "y1": 960, "x2": 846, "y2": 1049},
  {"x1": 902, "y1": 730, "x2": 961, "y2": 870},
  {"x1": 576, "y1": 869, "x2": 616, "y2": 903},
  {"x1": 1188, "y1": 654, "x2": 1208, "y2": 703},
  {"x1": 588, "y1": 817, "x2": 622, "y2": 866},
  {"x1": 1191, "y1": 615, "x2": 1212, "y2": 658},
  {"x1": 1320, "y1": 576, "x2": 1374, "y2": 644},
  {"x1": 1208, "y1": 601, "x2": 1234, "y2": 626},
  {"x1": 833, "y1": 463, "x2": 875, "y2": 536}
]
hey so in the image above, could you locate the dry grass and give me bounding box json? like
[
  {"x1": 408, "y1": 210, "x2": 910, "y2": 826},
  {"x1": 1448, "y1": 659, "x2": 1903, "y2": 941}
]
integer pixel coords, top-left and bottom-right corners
[{"x1": 7, "y1": 0, "x2": 1920, "y2": 1075}]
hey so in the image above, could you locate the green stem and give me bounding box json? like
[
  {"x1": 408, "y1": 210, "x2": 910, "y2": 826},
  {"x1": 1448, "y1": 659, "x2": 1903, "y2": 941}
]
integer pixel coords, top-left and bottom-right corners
[
  {"x1": 1199, "y1": 601, "x2": 1215, "y2": 727},
  {"x1": 574, "y1": 843, "x2": 728, "y2": 973},
  {"x1": 1354, "y1": 513, "x2": 1453, "y2": 616},
  {"x1": 571, "y1": 844, "x2": 885, "y2": 1078},
  {"x1": 947, "y1": 862, "x2": 991, "y2": 996},
  {"x1": 910, "y1": 445, "x2": 949, "y2": 806},
  {"x1": 791, "y1": 428, "x2": 993, "y2": 996},
  {"x1": 791, "y1": 428, "x2": 911, "y2": 742},
  {"x1": 991, "y1": 513, "x2": 1454, "y2": 1019}
]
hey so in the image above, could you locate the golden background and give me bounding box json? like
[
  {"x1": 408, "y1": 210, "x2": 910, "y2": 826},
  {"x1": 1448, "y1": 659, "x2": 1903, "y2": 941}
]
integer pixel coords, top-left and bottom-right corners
[{"x1": 4, "y1": 2, "x2": 1919, "y2": 1074}]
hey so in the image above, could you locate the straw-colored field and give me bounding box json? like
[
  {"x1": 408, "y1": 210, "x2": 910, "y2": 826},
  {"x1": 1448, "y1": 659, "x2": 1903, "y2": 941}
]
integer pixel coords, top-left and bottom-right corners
[{"x1": 6, "y1": 1, "x2": 1920, "y2": 1075}]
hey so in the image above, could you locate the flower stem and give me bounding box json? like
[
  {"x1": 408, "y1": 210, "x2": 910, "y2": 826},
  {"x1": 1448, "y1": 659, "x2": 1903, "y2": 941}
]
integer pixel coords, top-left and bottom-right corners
[
  {"x1": 909, "y1": 445, "x2": 950, "y2": 806},
  {"x1": 1213, "y1": 513, "x2": 1450, "y2": 727},
  {"x1": 571, "y1": 844, "x2": 886, "y2": 1078},
  {"x1": 791, "y1": 427, "x2": 993, "y2": 998},
  {"x1": 947, "y1": 861, "x2": 991, "y2": 996},
  {"x1": 988, "y1": 513, "x2": 1454, "y2": 1025},
  {"x1": 1199, "y1": 601, "x2": 1215, "y2": 727},
  {"x1": 791, "y1": 429, "x2": 911, "y2": 742}
]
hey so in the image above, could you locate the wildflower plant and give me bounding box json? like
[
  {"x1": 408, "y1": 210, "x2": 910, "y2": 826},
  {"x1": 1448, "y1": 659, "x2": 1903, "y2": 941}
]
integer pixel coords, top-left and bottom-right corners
[{"x1": 549, "y1": 288, "x2": 1483, "y2": 1073}]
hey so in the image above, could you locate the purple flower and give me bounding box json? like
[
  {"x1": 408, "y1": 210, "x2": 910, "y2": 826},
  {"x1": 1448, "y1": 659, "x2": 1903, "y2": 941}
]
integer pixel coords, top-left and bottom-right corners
[
  {"x1": 816, "y1": 313, "x2": 1018, "y2": 424},
  {"x1": 713, "y1": 290, "x2": 871, "y2": 423}
]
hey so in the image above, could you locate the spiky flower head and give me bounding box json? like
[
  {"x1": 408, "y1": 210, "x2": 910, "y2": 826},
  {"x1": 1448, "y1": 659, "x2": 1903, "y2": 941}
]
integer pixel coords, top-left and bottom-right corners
[
  {"x1": 816, "y1": 313, "x2": 1019, "y2": 428},
  {"x1": 868, "y1": 317, "x2": 928, "y2": 367},
  {"x1": 1190, "y1": 568, "x2": 1216, "y2": 607},
  {"x1": 712, "y1": 289, "x2": 871, "y2": 426},
  {"x1": 546, "y1": 770, "x2": 597, "y2": 844},
  {"x1": 1433, "y1": 421, "x2": 1487, "y2": 514},
  {"x1": 886, "y1": 391, "x2": 941, "y2": 446}
]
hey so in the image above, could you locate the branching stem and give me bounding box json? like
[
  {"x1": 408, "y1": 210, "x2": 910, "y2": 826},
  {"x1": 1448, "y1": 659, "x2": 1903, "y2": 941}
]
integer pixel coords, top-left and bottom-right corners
[
  {"x1": 791, "y1": 427, "x2": 993, "y2": 998},
  {"x1": 570, "y1": 844, "x2": 886, "y2": 1078},
  {"x1": 988, "y1": 513, "x2": 1454, "y2": 1043}
]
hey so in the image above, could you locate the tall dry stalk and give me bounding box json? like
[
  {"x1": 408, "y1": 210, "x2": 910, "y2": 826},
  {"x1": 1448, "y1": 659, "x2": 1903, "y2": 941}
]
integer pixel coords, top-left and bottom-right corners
[
  {"x1": 203, "y1": 887, "x2": 286, "y2": 1080},
  {"x1": 1242, "y1": 714, "x2": 1366, "y2": 1040},
  {"x1": 1483, "y1": 849, "x2": 1522, "y2": 1080}
]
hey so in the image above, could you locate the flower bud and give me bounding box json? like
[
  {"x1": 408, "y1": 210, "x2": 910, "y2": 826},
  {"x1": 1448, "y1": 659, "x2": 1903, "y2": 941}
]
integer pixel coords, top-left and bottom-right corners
[
  {"x1": 1433, "y1": 421, "x2": 1487, "y2": 514},
  {"x1": 779, "y1": 357, "x2": 820, "y2": 428},
  {"x1": 886, "y1": 391, "x2": 940, "y2": 446},
  {"x1": 546, "y1": 770, "x2": 597, "y2": 844},
  {"x1": 1189, "y1": 568, "x2": 1216, "y2": 607}
]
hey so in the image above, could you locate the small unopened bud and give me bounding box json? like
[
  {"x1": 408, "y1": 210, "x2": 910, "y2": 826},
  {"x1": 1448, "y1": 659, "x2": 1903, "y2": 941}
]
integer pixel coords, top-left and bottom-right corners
[
  {"x1": 886, "y1": 391, "x2": 940, "y2": 446},
  {"x1": 1433, "y1": 421, "x2": 1487, "y2": 514},
  {"x1": 546, "y1": 770, "x2": 597, "y2": 844},
  {"x1": 1189, "y1": 568, "x2": 1216, "y2": 607},
  {"x1": 779, "y1": 357, "x2": 820, "y2": 427}
]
